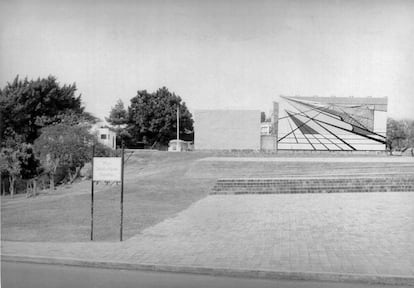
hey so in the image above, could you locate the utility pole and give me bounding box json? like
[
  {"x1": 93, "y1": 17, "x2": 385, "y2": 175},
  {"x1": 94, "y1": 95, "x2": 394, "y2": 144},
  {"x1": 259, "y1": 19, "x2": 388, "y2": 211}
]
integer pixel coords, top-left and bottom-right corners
[{"x1": 177, "y1": 104, "x2": 180, "y2": 151}]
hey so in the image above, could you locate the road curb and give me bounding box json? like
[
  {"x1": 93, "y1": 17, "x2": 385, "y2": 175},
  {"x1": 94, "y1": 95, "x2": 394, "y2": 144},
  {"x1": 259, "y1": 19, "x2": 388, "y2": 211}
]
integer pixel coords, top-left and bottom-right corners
[{"x1": 2, "y1": 254, "x2": 414, "y2": 286}]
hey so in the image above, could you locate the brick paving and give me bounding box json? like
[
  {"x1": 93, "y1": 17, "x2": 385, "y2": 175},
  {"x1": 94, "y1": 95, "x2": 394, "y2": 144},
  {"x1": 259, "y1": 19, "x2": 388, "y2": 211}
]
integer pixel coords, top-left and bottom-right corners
[
  {"x1": 211, "y1": 177, "x2": 414, "y2": 194},
  {"x1": 2, "y1": 192, "x2": 414, "y2": 276},
  {"x1": 200, "y1": 157, "x2": 414, "y2": 163}
]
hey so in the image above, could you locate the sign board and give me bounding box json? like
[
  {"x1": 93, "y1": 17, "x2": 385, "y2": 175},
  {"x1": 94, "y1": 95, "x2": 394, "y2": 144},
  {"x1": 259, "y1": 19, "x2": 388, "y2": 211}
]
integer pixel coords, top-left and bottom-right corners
[{"x1": 93, "y1": 157, "x2": 122, "y2": 181}]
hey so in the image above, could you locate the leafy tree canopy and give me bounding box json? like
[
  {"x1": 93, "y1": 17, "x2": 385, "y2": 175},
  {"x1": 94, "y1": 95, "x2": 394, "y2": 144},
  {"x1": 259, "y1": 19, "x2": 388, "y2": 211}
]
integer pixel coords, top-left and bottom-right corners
[
  {"x1": 105, "y1": 99, "x2": 131, "y2": 145},
  {"x1": 0, "y1": 75, "x2": 92, "y2": 145},
  {"x1": 106, "y1": 99, "x2": 128, "y2": 126},
  {"x1": 386, "y1": 118, "x2": 414, "y2": 151},
  {"x1": 127, "y1": 87, "x2": 193, "y2": 147},
  {"x1": 34, "y1": 123, "x2": 95, "y2": 188},
  {"x1": 0, "y1": 143, "x2": 37, "y2": 196},
  {"x1": 34, "y1": 124, "x2": 94, "y2": 166}
]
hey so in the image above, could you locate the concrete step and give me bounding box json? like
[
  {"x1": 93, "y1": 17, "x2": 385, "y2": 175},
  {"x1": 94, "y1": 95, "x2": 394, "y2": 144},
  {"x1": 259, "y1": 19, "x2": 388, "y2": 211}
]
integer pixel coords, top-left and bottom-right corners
[
  {"x1": 187, "y1": 160, "x2": 414, "y2": 179},
  {"x1": 211, "y1": 176, "x2": 414, "y2": 194}
]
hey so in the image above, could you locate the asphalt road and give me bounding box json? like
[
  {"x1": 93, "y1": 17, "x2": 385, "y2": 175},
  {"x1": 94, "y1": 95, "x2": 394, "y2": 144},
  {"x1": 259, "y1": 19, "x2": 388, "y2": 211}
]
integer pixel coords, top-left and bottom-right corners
[{"x1": 1, "y1": 261, "x2": 411, "y2": 288}]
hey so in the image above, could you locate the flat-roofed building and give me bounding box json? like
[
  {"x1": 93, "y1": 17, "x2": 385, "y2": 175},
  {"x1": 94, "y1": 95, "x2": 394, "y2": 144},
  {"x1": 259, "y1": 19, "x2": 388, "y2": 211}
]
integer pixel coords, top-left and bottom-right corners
[
  {"x1": 90, "y1": 124, "x2": 117, "y2": 150},
  {"x1": 194, "y1": 109, "x2": 261, "y2": 150},
  {"x1": 193, "y1": 96, "x2": 387, "y2": 151}
]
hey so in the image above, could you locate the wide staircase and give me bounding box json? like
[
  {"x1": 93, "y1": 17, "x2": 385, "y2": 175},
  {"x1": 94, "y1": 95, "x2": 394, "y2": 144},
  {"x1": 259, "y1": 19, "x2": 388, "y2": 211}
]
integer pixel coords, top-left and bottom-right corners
[
  {"x1": 188, "y1": 160, "x2": 414, "y2": 179},
  {"x1": 211, "y1": 176, "x2": 414, "y2": 194}
]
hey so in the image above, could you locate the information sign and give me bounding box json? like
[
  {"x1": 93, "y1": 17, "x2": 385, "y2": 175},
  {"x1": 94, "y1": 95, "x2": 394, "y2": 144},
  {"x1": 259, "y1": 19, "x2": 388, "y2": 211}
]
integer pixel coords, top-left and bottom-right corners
[{"x1": 93, "y1": 157, "x2": 122, "y2": 182}]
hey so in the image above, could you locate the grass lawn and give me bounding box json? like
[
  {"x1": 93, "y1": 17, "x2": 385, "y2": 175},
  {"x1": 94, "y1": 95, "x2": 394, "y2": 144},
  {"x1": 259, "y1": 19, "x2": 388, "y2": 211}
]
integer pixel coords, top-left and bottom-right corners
[
  {"x1": 2, "y1": 150, "x2": 412, "y2": 242},
  {"x1": 1, "y1": 151, "x2": 216, "y2": 242}
]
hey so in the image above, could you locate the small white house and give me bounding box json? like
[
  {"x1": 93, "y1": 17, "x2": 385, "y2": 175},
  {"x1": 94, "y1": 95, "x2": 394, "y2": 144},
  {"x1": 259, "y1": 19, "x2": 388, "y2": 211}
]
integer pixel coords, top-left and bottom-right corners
[
  {"x1": 168, "y1": 139, "x2": 193, "y2": 152},
  {"x1": 96, "y1": 127, "x2": 117, "y2": 149},
  {"x1": 260, "y1": 122, "x2": 272, "y2": 135}
]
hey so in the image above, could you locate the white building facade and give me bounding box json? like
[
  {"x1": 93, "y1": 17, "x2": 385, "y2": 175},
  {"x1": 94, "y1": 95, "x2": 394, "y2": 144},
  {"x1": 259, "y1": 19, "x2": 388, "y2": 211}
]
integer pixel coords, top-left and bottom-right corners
[{"x1": 96, "y1": 127, "x2": 117, "y2": 149}]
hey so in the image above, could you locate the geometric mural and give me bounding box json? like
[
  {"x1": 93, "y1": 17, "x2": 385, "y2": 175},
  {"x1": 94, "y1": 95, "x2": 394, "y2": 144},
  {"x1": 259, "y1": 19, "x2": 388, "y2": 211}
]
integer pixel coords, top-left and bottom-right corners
[{"x1": 277, "y1": 96, "x2": 387, "y2": 151}]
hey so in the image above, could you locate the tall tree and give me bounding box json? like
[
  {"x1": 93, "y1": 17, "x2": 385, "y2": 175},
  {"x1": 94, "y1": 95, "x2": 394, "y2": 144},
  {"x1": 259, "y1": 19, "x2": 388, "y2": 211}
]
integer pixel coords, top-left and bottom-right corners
[
  {"x1": 0, "y1": 75, "x2": 87, "y2": 144},
  {"x1": 127, "y1": 87, "x2": 193, "y2": 147},
  {"x1": 106, "y1": 99, "x2": 130, "y2": 146},
  {"x1": 0, "y1": 148, "x2": 21, "y2": 198},
  {"x1": 386, "y1": 118, "x2": 409, "y2": 152},
  {"x1": 405, "y1": 120, "x2": 414, "y2": 148},
  {"x1": 0, "y1": 144, "x2": 33, "y2": 197},
  {"x1": 0, "y1": 152, "x2": 7, "y2": 196},
  {"x1": 34, "y1": 123, "x2": 95, "y2": 189},
  {"x1": 106, "y1": 99, "x2": 128, "y2": 126}
]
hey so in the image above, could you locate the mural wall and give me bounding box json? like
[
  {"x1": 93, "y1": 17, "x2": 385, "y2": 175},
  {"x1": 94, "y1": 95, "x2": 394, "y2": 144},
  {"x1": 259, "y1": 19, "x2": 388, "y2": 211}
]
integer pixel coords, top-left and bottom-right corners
[{"x1": 277, "y1": 96, "x2": 387, "y2": 151}]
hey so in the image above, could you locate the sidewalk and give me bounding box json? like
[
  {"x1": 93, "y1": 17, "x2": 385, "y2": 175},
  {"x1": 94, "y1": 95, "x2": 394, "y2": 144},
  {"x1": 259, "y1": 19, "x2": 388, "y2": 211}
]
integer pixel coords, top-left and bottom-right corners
[
  {"x1": 2, "y1": 192, "x2": 414, "y2": 284},
  {"x1": 200, "y1": 156, "x2": 414, "y2": 162}
]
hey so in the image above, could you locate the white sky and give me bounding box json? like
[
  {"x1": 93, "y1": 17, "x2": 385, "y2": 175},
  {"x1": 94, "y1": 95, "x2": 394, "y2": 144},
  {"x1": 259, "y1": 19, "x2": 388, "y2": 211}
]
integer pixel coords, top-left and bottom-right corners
[{"x1": 1, "y1": 0, "x2": 413, "y2": 120}]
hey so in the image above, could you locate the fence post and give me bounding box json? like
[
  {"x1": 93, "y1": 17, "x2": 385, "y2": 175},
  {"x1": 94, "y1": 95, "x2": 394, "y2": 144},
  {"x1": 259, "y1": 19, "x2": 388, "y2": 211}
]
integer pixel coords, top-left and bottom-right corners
[{"x1": 120, "y1": 143, "x2": 124, "y2": 241}]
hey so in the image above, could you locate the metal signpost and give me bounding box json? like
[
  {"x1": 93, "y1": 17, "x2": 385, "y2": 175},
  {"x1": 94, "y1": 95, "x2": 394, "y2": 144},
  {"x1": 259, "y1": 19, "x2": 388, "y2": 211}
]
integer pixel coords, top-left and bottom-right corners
[
  {"x1": 120, "y1": 145, "x2": 124, "y2": 241},
  {"x1": 90, "y1": 145, "x2": 125, "y2": 241},
  {"x1": 91, "y1": 145, "x2": 95, "y2": 241}
]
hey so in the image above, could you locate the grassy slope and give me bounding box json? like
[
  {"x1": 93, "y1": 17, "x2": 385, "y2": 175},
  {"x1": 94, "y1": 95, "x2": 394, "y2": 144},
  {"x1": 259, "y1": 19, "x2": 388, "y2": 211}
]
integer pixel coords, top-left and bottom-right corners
[
  {"x1": 2, "y1": 151, "x2": 412, "y2": 242},
  {"x1": 1, "y1": 151, "x2": 215, "y2": 242}
]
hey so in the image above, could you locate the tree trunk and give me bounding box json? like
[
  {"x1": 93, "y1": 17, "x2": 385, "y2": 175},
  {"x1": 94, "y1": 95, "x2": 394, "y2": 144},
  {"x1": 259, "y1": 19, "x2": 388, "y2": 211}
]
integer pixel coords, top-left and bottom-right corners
[
  {"x1": 50, "y1": 173, "x2": 55, "y2": 191},
  {"x1": 151, "y1": 141, "x2": 157, "y2": 149},
  {"x1": 26, "y1": 180, "x2": 30, "y2": 198},
  {"x1": 9, "y1": 176, "x2": 15, "y2": 198},
  {"x1": 33, "y1": 179, "x2": 37, "y2": 196},
  {"x1": 69, "y1": 167, "x2": 81, "y2": 184}
]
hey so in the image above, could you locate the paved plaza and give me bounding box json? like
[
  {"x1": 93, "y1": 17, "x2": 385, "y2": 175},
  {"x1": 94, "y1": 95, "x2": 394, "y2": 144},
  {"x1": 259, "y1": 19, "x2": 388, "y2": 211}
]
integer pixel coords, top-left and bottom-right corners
[
  {"x1": 2, "y1": 192, "x2": 414, "y2": 277},
  {"x1": 200, "y1": 157, "x2": 414, "y2": 162}
]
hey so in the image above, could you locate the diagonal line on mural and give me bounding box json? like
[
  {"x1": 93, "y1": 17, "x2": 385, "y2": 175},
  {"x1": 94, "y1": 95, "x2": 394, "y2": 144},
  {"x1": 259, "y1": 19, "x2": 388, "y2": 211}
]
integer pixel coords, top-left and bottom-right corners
[
  {"x1": 278, "y1": 106, "x2": 323, "y2": 120},
  {"x1": 286, "y1": 101, "x2": 351, "y2": 151},
  {"x1": 286, "y1": 117, "x2": 299, "y2": 143},
  {"x1": 278, "y1": 109, "x2": 323, "y2": 142},
  {"x1": 287, "y1": 112, "x2": 319, "y2": 134},
  {"x1": 306, "y1": 116, "x2": 386, "y2": 144},
  {"x1": 287, "y1": 111, "x2": 317, "y2": 149},
  {"x1": 284, "y1": 96, "x2": 386, "y2": 142},
  {"x1": 335, "y1": 106, "x2": 371, "y2": 131}
]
